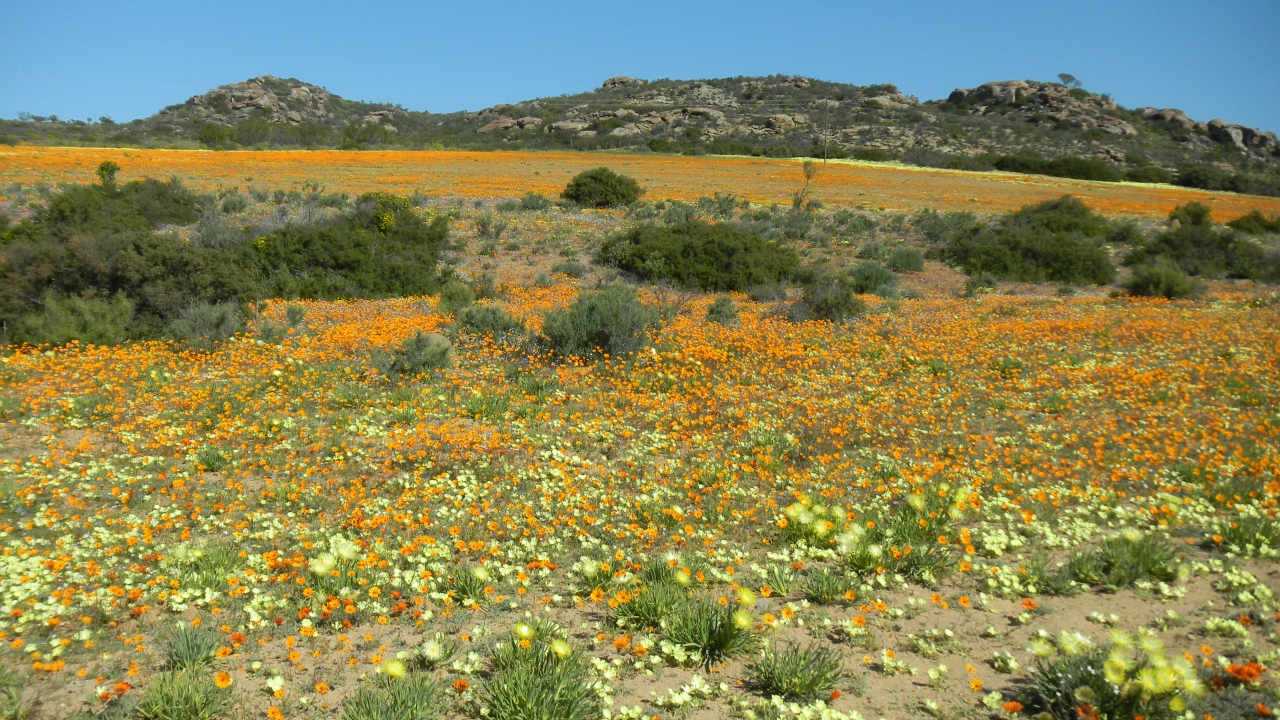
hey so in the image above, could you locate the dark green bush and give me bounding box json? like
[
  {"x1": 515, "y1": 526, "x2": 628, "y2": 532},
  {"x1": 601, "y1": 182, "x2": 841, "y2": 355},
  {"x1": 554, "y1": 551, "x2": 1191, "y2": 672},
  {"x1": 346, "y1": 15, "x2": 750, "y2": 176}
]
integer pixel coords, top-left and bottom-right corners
[
  {"x1": 964, "y1": 271, "x2": 999, "y2": 296},
  {"x1": 1126, "y1": 202, "x2": 1278, "y2": 280},
  {"x1": 993, "y1": 155, "x2": 1120, "y2": 182},
  {"x1": 242, "y1": 193, "x2": 449, "y2": 299},
  {"x1": 598, "y1": 221, "x2": 798, "y2": 291},
  {"x1": 940, "y1": 196, "x2": 1116, "y2": 284},
  {"x1": 886, "y1": 247, "x2": 924, "y2": 272},
  {"x1": 456, "y1": 305, "x2": 525, "y2": 337},
  {"x1": 1123, "y1": 257, "x2": 1198, "y2": 299},
  {"x1": 1227, "y1": 211, "x2": 1280, "y2": 235},
  {"x1": 541, "y1": 283, "x2": 657, "y2": 359},
  {"x1": 562, "y1": 167, "x2": 643, "y2": 208},
  {"x1": 1175, "y1": 163, "x2": 1280, "y2": 197},
  {"x1": 1125, "y1": 166, "x2": 1174, "y2": 184}
]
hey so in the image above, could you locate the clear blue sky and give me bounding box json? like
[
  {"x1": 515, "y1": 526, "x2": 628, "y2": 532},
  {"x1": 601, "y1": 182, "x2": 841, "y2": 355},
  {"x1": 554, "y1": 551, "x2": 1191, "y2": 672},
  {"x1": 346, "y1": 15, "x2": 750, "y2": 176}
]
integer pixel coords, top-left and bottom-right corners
[{"x1": 3, "y1": 0, "x2": 1278, "y2": 131}]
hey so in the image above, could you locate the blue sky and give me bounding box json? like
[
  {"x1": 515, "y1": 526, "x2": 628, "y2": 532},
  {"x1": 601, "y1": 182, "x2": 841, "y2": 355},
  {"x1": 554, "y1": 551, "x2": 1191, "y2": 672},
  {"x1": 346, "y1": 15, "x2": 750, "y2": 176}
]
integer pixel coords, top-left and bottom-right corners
[{"x1": 3, "y1": 0, "x2": 1278, "y2": 131}]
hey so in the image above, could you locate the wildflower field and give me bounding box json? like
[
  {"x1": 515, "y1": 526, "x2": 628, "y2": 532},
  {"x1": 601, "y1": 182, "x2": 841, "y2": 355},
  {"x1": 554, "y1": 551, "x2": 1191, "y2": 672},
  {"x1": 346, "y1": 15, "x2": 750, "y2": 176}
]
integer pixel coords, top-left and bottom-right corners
[
  {"x1": 1, "y1": 156, "x2": 1279, "y2": 720},
  {"x1": 5, "y1": 146, "x2": 1280, "y2": 220}
]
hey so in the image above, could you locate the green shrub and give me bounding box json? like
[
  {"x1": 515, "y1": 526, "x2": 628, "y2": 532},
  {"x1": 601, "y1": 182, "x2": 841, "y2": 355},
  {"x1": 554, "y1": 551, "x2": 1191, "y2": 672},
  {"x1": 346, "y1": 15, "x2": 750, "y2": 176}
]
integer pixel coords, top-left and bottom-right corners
[
  {"x1": 598, "y1": 221, "x2": 798, "y2": 291},
  {"x1": 194, "y1": 446, "x2": 230, "y2": 473},
  {"x1": 857, "y1": 240, "x2": 888, "y2": 260},
  {"x1": 12, "y1": 292, "x2": 134, "y2": 346},
  {"x1": 456, "y1": 305, "x2": 525, "y2": 337},
  {"x1": 797, "y1": 273, "x2": 867, "y2": 321},
  {"x1": 436, "y1": 280, "x2": 475, "y2": 313},
  {"x1": 541, "y1": 284, "x2": 657, "y2": 359},
  {"x1": 342, "y1": 673, "x2": 442, "y2": 720},
  {"x1": 167, "y1": 302, "x2": 243, "y2": 350},
  {"x1": 551, "y1": 260, "x2": 587, "y2": 278},
  {"x1": 0, "y1": 667, "x2": 21, "y2": 720},
  {"x1": 1125, "y1": 166, "x2": 1174, "y2": 184},
  {"x1": 561, "y1": 167, "x2": 643, "y2": 208},
  {"x1": 665, "y1": 598, "x2": 755, "y2": 669},
  {"x1": 519, "y1": 193, "x2": 552, "y2": 211},
  {"x1": 993, "y1": 155, "x2": 1120, "y2": 182},
  {"x1": 242, "y1": 193, "x2": 450, "y2": 299},
  {"x1": 706, "y1": 296, "x2": 739, "y2": 325},
  {"x1": 886, "y1": 247, "x2": 924, "y2": 272},
  {"x1": 1227, "y1": 211, "x2": 1280, "y2": 235},
  {"x1": 746, "y1": 642, "x2": 843, "y2": 700},
  {"x1": 383, "y1": 332, "x2": 453, "y2": 379},
  {"x1": 1126, "y1": 202, "x2": 1277, "y2": 280},
  {"x1": 940, "y1": 196, "x2": 1116, "y2": 284},
  {"x1": 849, "y1": 261, "x2": 899, "y2": 296},
  {"x1": 1175, "y1": 163, "x2": 1280, "y2": 197},
  {"x1": 134, "y1": 670, "x2": 230, "y2": 720},
  {"x1": 746, "y1": 282, "x2": 788, "y2": 302},
  {"x1": 964, "y1": 271, "x2": 999, "y2": 296},
  {"x1": 1124, "y1": 257, "x2": 1197, "y2": 299}
]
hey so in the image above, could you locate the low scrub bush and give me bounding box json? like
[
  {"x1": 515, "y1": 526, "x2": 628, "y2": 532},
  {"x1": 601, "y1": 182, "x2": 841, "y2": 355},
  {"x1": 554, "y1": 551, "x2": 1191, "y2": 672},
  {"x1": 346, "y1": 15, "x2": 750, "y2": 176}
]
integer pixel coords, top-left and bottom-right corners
[
  {"x1": 1227, "y1": 210, "x2": 1280, "y2": 235},
  {"x1": 706, "y1": 296, "x2": 739, "y2": 325},
  {"x1": 598, "y1": 221, "x2": 797, "y2": 291},
  {"x1": 800, "y1": 567, "x2": 857, "y2": 604},
  {"x1": 436, "y1": 280, "x2": 475, "y2": 313},
  {"x1": 994, "y1": 155, "x2": 1120, "y2": 182},
  {"x1": 381, "y1": 332, "x2": 453, "y2": 379},
  {"x1": 886, "y1": 246, "x2": 924, "y2": 272},
  {"x1": 242, "y1": 193, "x2": 450, "y2": 299},
  {"x1": 1126, "y1": 202, "x2": 1278, "y2": 280},
  {"x1": 561, "y1": 167, "x2": 643, "y2": 208},
  {"x1": 940, "y1": 196, "x2": 1116, "y2": 284},
  {"x1": 1123, "y1": 257, "x2": 1197, "y2": 299},
  {"x1": 167, "y1": 301, "x2": 244, "y2": 350},
  {"x1": 12, "y1": 292, "x2": 134, "y2": 346},
  {"x1": 541, "y1": 283, "x2": 657, "y2": 359},
  {"x1": 849, "y1": 261, "x2": 899, "y2": 296},
  {"x1": 456, "y1": 305, "x2": 525, "y2": 337},
  {"x1": 1125, "y1": 166, "x2": 1174, "y2": 184},
  {"x1": 747, "y1": 642, "x2": 844, "y2": 700},
  {"x1": 519, "y1": 192, "x2": 551, "y2": 211},
  {"x1": 796, "y1": 272, "x2": 867, "y2": 321},
  {"x1": 551, "y1": 260, "x2": 587, "y2": 278},
  {"x1": 1175, "y1": 163, "x2": 1280, "y2": 197}
]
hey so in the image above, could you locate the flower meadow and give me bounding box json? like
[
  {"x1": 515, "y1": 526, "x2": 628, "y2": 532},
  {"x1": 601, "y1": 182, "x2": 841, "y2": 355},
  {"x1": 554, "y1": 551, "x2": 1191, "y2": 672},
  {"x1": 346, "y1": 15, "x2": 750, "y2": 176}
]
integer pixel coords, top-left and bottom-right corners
[
  {"x1": 0, "y1": 185, "x2": 1279, "y2": 720},
  {"x1": 6, "y1": 145, "x2": 1280, "y2": 220}
]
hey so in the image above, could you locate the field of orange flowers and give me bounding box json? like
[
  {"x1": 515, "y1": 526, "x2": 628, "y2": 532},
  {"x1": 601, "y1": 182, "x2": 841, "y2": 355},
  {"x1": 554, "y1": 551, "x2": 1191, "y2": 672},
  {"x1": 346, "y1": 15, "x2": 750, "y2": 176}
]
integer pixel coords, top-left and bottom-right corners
[
  {"x1": 1, "y1": 155, "x2": 1280, "y2": 720},
  {"x1": 1, "y1": 269, "x2": 1278, "y2": 719},
  {"x1": 5, "y1": 145, "x2": 1280, "y2": 220}
]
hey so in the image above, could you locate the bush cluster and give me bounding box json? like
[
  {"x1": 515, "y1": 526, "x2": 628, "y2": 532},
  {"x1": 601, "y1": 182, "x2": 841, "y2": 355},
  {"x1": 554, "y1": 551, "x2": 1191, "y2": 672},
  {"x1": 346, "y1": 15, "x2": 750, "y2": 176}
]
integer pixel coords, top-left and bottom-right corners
[
  {"x1": 1, "y1": 173, "x2": 451, "y2": 347},
  {"x1": 598, "y1": 221, "x2": 798, "y2": 291},
  {"x1": 993, "y1": 155, "x2": 1120, "y2": 182},
  {"x1": 1126, "y1": 202, "x2": 1279, "y2": 282},
  {"x1": 938, "y1": 195, "x2": 1117, "y2": 285}
]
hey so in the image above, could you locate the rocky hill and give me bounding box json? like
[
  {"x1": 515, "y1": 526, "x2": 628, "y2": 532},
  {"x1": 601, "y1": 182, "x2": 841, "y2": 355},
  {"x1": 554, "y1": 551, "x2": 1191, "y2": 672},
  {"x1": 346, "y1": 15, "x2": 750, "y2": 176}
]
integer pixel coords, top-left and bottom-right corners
[{"x1": 3, "y1": 74, "x2": 1278, "y2": 195}]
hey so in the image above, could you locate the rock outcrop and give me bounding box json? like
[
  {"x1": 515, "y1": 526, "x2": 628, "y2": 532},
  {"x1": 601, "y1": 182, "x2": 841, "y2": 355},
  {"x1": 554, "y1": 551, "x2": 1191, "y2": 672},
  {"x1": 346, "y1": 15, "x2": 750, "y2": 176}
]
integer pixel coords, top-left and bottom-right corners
[{"x1": 162, "y1": 76, "x2": 337, "y2": 127}]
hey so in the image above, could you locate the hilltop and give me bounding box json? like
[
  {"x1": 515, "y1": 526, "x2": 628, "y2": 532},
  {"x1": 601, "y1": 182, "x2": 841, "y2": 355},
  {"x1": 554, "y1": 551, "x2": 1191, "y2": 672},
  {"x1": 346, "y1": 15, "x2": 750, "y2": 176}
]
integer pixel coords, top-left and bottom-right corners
[{"x1": 2, "y1": 74, "x2": 1278, "y2": 195}]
